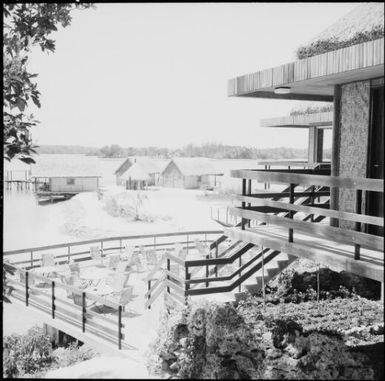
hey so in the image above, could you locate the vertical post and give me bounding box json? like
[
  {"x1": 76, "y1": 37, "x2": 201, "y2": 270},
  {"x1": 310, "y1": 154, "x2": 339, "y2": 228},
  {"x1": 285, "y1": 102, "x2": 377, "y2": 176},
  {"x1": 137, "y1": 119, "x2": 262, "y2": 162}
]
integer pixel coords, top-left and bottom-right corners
[
  {"x1": 100, "y1": 241, "x2": 104, "y2": 257},
  {"x1": 153, "y1": 236, "x2": 156, "y2": 252},
  {"x1": 354, "y1": 189, "x2": 362, "y2": 260},
  {"x1": 51, "y1": 281, "x2": 55, "y2": 319},
  {"x1": 82, "y1": 292, "x2": 86, "y2": 332},
  {"x1": 67, "y1": 246, "x2": 71, "y2": 263},
  {"x1": 238, "y1": 254, "x2": 242, "y2": 292},
  {"x1": 241, "y1": 178, "x2": 246, "y2": 230},
  {"x1": 119, "y1": 239, "x2": 122, "y2": 253},
  {"x1": 147, "y1": 280, "x2": 151, "y2": 309},
  {"x1": 118, "y1": 305, "x2": 122, "y2": 350},
  {"x1": 310, "y1": 185, "x2": 315, "y2": 222},
  {"x1": 185, "y1": 264, "x2": 190, "y2": 305},
  {"x1": 25, "y1": 271, "x2": 29, "y2": 306},
  {"x1": 30, "y1": 251, "x2": 34, "y2": 268},
  {"x1": 226, "y1": 207, "x2": 229, "y2": 225},
  {"x1": 186, "y1": 234, "x2": 189, "y2": 255},
  {"x1": 205, "y1": 254, "x2": 209, "y2": 287},
  {"x1": 264, "y1": 165, "x2": 267, "y2": 189},
  {"x1": 288, "y1": 183, "x2": 295, "y2": 242},
  {"x1": 215, "y1": 245, "x2": 218, "y2": 278},
  {"x1": 166, "y1": 259, "x2": 170, "y2": 294},
  {"x1": 247, "y1": 179, "x2": 252, "y2": 228}
]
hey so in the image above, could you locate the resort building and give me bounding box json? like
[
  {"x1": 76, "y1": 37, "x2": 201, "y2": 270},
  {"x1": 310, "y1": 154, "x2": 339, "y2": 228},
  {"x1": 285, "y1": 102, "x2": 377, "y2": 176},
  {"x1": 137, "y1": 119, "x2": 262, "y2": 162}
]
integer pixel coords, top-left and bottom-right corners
[
  {"x1": 161, "y1": 157, "x2": 224, "y2": 189},
  {"x1": 32, "y1": 157, "x2": 101, "y2": 202},
  {"x1": 114, "y1": 157, "x2": 166, "y2": 186},
  {"x1": 225, "y1": 2, "x2": 384, "y2": 294},
  {"x1": 120, "y1": 162, "x2": 151, "y2": 190}
]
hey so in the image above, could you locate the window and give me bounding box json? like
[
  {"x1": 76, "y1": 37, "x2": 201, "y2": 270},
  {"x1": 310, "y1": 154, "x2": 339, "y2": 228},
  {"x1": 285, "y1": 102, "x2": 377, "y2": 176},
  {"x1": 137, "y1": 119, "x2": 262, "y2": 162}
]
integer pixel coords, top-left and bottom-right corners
[{"x1": 66, "y1": 178, "x2": 75, "y2": 185}]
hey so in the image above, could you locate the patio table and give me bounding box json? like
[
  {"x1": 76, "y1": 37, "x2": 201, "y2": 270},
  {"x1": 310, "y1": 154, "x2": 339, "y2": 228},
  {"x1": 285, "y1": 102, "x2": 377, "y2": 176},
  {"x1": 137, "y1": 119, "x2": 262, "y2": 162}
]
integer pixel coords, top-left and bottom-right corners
[{"x1": 80, "y1": 267, "x2": 111, "y2": 286}]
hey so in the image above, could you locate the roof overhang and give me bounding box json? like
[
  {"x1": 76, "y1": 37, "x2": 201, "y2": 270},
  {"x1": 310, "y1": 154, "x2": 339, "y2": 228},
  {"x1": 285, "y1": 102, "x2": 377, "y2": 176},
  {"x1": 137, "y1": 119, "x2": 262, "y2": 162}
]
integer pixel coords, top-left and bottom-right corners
[
  {"x1": 260, "y1": 111, "x2": 333, "y2": 128},
  {"x1": 228, "y1": 38, "x2": 384, "y2": 102}
]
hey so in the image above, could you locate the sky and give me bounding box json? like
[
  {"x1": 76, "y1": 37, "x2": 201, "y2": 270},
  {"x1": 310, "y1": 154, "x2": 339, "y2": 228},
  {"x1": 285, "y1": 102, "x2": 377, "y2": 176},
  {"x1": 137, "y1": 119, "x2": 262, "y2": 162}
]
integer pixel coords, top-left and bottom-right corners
[{"x1": 28, "y1": 2, "x2": 359, "y2": 149}]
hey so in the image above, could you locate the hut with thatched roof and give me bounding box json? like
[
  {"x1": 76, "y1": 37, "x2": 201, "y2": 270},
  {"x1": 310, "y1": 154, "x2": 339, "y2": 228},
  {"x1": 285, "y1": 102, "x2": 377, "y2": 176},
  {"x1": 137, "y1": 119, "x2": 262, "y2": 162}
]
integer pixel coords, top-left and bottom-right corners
[
  {"x1": 114, "y1": 157, "x2": 166, "y2": 186},
  {"x1": 120, "y1": 162, "x2": 151, "y2": 190},
  {"x1": 161, "y1": 158, "x2": 223, "y2": 189}
]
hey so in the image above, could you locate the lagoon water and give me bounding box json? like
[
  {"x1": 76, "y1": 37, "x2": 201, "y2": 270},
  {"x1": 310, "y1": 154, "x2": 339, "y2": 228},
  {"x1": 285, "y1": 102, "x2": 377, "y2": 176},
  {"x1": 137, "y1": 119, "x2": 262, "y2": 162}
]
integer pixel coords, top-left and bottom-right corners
[{"x1": 3, "y1": 154, "x2": 285, "y2": 251}]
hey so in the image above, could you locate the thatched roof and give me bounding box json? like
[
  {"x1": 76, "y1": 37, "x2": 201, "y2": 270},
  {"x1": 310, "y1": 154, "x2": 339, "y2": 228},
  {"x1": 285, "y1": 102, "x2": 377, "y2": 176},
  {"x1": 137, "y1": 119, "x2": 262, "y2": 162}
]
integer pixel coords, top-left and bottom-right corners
[
  {"x1": 163, "y1": 158, "x2": 224, "y2": 176},
  {"x1": 309, "y1": 3, "x2": 384, "y2": 44},
  {"x1": 114, "y1": 157, "x2": 167, "y2": 176},
  {"x1": 120, "y1": 162, "x2": 151, "y2": 181},
  {"x1": 32, "y1": 156, "x2": 101, "y2": 178}
]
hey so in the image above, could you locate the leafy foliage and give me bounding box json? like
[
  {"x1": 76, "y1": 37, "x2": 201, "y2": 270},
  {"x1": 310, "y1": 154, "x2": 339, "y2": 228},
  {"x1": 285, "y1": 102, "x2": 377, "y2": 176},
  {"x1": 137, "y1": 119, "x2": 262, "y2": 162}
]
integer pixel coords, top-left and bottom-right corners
[
  {"x1": 3, "y1": 326, "x2": 53, "y2": 378},
  {"x1": 3, "y1": 3, "x2": 94, "y2": 163},
  {"x1": 3, "y1": 326, "x2": 96, "y2": 378},
  {"x1": 150, "y1": 296, "x2": 383, "y2": 379},
  {"x1": 296, "y1": 25, "x2": 384, "y2": 59}
]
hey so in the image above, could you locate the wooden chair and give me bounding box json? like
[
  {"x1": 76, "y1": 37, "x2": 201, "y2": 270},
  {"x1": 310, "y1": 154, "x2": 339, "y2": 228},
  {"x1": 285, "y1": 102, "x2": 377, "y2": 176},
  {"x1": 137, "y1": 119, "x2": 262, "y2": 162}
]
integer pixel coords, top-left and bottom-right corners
[
  {"x1": 107, "y1": 254, "x2": 121, "y2": 270},
  {"x1": 109, "y1": 286, "x2": 134, "y2": 310},
  {"x1": 115, "y1": 261, "x2": 130, "y2": 274},
  {"x1": 121, "y1": 246, "x2": 135, "y2": 266},
  {"x1": 41, "y1": 253, "x2": 56, "y2": 267},
  {"x1": 110, "y1": 272, "x2": 130, "y2": 292},
  {"x1": 69, "y1": 262, "x2": 80, "y2": 276},
  {"x1": 90, "y1": 246, "x2": 104, "y2": 266}
]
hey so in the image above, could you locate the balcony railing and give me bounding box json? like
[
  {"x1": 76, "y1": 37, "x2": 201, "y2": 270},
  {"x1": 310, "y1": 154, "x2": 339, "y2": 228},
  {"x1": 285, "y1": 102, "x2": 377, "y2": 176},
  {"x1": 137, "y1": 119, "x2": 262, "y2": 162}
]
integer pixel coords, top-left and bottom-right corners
[{"x1": 228, "y1": 168, "x2": 383, "y2": 282}]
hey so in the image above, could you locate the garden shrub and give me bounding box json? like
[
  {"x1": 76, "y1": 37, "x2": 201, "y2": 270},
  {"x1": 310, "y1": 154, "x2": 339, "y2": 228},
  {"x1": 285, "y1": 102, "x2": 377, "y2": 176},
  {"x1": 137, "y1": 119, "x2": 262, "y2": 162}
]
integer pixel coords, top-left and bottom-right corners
[
  {"x1": 150, "y1": 296, "x2": 383, "y2": 379},
  {"x1": 3, "y1": 326, "x2": 53, "y2": 378},
  {"x1": 3, "y1": 326, "x2": 97, "y2": 378}
]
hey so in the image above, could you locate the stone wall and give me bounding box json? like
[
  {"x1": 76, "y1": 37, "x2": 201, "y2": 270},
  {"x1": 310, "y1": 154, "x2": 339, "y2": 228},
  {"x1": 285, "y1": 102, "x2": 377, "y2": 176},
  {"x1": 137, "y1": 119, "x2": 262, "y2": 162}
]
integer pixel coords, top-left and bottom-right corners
[{"x1": 337, "y1": 80, "x2": 370, "y2": 229}]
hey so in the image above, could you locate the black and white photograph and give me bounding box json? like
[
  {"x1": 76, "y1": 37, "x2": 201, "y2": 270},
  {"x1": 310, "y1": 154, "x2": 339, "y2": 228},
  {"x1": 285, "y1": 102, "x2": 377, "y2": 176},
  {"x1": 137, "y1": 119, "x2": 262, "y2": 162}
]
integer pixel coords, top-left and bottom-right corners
[{"x1": 3, "y1": 2, "x2": 384, "y2": 379}]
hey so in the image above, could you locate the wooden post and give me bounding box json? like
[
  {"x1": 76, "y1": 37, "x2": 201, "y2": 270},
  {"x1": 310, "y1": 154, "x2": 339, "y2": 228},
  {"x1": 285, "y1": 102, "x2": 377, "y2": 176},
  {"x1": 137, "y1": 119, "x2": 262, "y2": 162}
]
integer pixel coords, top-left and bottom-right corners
[
  {"x1": 25, "y1": 271, "x2": 29, "y2": 306},
  {"x1": 147, "y1": 280, "x2": 151, "y2": 309},
  {"x1": 330, "y1": 85, "x2": 341, "y2": 227},
  {"x1": 247, "y1": 179, "x2": 251, "y2": 228},
  {"x1": 185, "y1": 264, "x2": 190, "y2": 305},
  {"x1": 354, "y1": 189, "x2": 362, "y2": 260},
  {"x1": 186, "y1": 234, "x2": 189, "y2": 255},
  {"x1": 30, "y1": 251, "x2": 34, "y2": 268},
  {"x1": 238, "y1": 254, "x2": 242, "y2": 292},
  {"x1": 52, "y1": 281, "x2": 55, "y2": 319},
  {"x1": 288, "y1": 183, "x2": 295, "y2": 242},
  {"x1": 241, "y1": 178, "x2": 246, "y2": 230},
  {"x1": 118, "y1": 306, "x2": 122, "y2": 350},
  {"x1": 82, "y1": 292, "x2": 86, "y2": 332},
  {"x1": 67, "y1": 246, "x2": 71, "y2": 263},
  {"x1": 166, "y1": 259, "x2": 170, "y2": 294},
  {"x1": 205, "y1": 254, "x2": 209, "y2": 287}
]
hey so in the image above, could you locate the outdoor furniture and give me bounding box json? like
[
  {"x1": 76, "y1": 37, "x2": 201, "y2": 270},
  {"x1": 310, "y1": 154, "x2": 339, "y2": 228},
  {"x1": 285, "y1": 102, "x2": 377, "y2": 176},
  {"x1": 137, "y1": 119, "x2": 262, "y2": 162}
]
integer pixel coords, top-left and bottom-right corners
[
  {"x1": 90, "y1": 246, "x2": 104, "y2": 266},
  {"x1": 107, "y1": 254, "x2": 121, "y2": 270},
  {"x1": 81, "y1": 267, "x2": 110, "y2": 287},
  {"x1": 69, "y1": 262, "x2": 80, "y2": 276},
  {"x1": 115, "y1": 261, "x2": 130, "y2": 274},
  {"x1": 121, "y1": 245, "x2": 135, "y2": 264},
  {"x1": 41, "y1": 253, "x2": 56, "y2": 267},
  {"x1": 109, "y1": 286, "x2": 134, "y2": 310},
  {"x1": 110, "y1": 272, "x2": 130, "y2": 292}
]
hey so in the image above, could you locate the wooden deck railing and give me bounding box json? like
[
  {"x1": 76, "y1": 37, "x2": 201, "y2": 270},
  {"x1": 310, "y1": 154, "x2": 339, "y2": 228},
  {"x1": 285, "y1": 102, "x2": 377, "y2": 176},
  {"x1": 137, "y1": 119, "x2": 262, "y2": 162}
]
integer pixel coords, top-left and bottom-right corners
[
  {"x1": 4, "y1": 230, "x2": 224, "y2": 269},
  {"x1": 4, "y1": 230, "x2": 224, "y2": 350},
  {"x1": 230, "y1": 169, "x2": 384, "y2": 261}
]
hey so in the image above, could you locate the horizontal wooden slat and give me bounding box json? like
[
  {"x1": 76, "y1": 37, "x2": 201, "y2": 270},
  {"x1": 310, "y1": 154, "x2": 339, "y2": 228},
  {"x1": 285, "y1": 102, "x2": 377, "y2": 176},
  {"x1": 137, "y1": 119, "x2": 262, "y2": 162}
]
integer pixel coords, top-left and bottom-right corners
[
  {"x1": 236, "y1": 196, "x2": 384, "y2": 227},
  {"x1": 231, "y1": 170, "x2": 384, "y2": 192},
  {"x1": 224, "y1": 227, "x2": 383, "y2": 282},
  {"x1": 230, "y1": 207, "x2": 384, "y2": 251}
]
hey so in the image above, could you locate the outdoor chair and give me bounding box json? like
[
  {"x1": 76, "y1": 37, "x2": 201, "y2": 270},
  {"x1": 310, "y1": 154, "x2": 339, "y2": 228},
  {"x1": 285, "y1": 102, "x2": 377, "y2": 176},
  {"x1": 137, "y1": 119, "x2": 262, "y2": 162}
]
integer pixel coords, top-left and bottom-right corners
[
  {"x1": 145, "y1": 249, "x2": 158, "y2": 268},
  {"x1": 69, "y1": 262, "x2": 80, "y2": 276},
  {"x1": 121, "y1": 245, "x2": 135, "y2": 265},
  {"x1": 61, "y1": 274, "x2": 80, "y2": 298},
  {"x1": 107, "y1": 254, "x2": 121, "y2": 270},
  {"x1": 135, "y1": 251, "x2": 147, "y2": 272},
  {"x1": 41, "y1": 253, "x2": 56, "y2": 267},
  {"x1": 115, "y1": 261, "x2": 130, "y2": 274},
  {"x1": 109, "y1": 286, "x2": 134, "y2": 310},
  {"x1": 110, "y1": 272, "x2": 130, "y2": 292},
  {"x1": 90, "y1": 246, "x2": 104, "y2": 266}
]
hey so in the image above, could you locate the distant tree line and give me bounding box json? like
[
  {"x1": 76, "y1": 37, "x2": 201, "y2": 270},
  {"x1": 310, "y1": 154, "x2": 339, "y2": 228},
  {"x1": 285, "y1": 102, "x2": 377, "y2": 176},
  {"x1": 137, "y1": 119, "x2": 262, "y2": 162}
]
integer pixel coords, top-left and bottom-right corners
[{"x1": 36, "y1": 143, "x2": 331, "y2": 160}]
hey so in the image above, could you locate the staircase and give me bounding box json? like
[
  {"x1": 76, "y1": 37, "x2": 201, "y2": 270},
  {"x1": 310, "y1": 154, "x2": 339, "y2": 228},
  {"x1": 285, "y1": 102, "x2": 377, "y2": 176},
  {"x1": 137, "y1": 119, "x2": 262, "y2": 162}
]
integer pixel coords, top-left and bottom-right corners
[{"x1": 209, "y1": 185, "x2": 329, "y2": 297}]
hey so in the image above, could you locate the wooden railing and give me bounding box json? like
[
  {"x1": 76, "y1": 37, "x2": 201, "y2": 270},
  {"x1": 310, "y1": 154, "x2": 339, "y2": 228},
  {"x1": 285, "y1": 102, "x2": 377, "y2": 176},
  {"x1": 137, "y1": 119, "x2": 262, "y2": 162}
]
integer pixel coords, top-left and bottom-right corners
[
  {"x1": 230, "y1": 169, "x2": 384, "y2": 261},
  {"x1": 4, "y1": 230, "x2": 224, "y2": 269},
  {"x1": 4, "y1": 230, "x2": 224, "y2": 350},
  {"x1": 6, "y1": 263, "x2": 128, "y2": 350}
]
